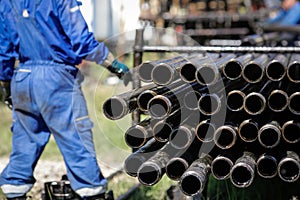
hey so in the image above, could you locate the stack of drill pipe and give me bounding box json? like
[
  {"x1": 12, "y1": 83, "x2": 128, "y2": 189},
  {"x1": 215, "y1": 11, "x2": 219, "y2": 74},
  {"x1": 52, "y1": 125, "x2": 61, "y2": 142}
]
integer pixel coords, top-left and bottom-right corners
[{"x1": 103, "y1": 51, "x2": 300, "y2": 196}]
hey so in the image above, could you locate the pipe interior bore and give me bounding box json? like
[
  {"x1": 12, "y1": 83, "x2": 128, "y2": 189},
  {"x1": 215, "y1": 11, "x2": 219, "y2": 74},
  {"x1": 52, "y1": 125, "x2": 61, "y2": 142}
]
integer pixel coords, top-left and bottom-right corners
[
  {"x1": 184, "y1": 91, "x2": 201, "y2": 110},
  {"x1": 227, "y1": 91, "x2": 244, "y2": 111},
  {"x1": 170, "y1": 128, "x2": 191, "y2": 149},
  {"x1": 288, "y1": 63, "x2": 300, "y2": 82},
  {"x1": 148, "y1": 97, "x2": 170, "y2": 119},
  {"x1": 196, "y1": 66, "x2": 217, "y2": 85},
  {"x1": 125, "y1": 127, "x2": 147, "y2": 148},
  {"x1": 266, "y1": 62, "x2": 285, "y2": 81},
  {"x1": 223, "y1": 61, "x2": 242, "y2": 80},
  {"x1": 257, "y1": 156, "x2": 277, "y2": 178},
  {"x1": 138, "y1": 91, "x2": 156, "y2": 111},
  {"x1": 138, "y1": 62, "x2": 154, "y2": 82},
  {"x1": 239, "y1": 121, "x2": 258, "y2": 142},
  {"x1": 279, "y1": 160, "x2": 300, "y2": 182},
  {"x1": 283, "y1": 122, "x2": 300, "y2": 143},
  {"x1": 243, "y1": 63, "x2": 263, "y2": 83},
  {"x1": 244, "y1": 94, "x2": 265, "y2": 115},
  {"x1": 103, "y1": 98, "x2": 126, "y2": 119},
  {"x1": 259, "y1": 128, "x2": 280, "y2": 148},
  {"x1": 166, "y1": 159, "x2": 188, "y2": 180},
  {"x1": 153, "y1": 123, "x2": 172, "y2": 142},
  {"x1": 289, "y1": 93, "x2": 300, "y2": 114},
  {"x1": 268, "y1": 91, "x2": 288, "y2": 111},
  {"x1": 196, "y1": 122, "x2": 215, "y2": 142},
  {"x1": 138, "y1": 164, "x2": 160, "y2": 186},
  {"x1": 180, "y1": 174, "x2": 202, "y2": 195},
  {"x1": 231, "y1": 165, "x2": 252, "y2": 187},
  {"x1": 180, "y1": 63, "x2": 197, "y2": 82},
  {"x1": 124, "y1": 156, "x2": 144, "y2": 176},
  {"x1": 212, "y1": 158, "x2": 232, "y2": 179},
  {"x1": 152, "y1": 64, "x2": 173, "y2": 85},
  {"x1": 215, "y1": 128, "x2": 235, "y2": 149},
  {"x1": 199, "y1": 95, "x2": 220, "y2": 115}
]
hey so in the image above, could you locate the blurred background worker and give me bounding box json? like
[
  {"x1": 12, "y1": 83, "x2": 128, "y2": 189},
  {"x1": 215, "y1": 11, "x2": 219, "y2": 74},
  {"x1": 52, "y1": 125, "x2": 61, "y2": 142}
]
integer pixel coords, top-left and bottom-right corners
[
  {"x1": 0, "y1": 0, "x2": 130, "y2": 199},
  {"x1": 266, "y1": 0, "x2": 300, "y2": 25}
]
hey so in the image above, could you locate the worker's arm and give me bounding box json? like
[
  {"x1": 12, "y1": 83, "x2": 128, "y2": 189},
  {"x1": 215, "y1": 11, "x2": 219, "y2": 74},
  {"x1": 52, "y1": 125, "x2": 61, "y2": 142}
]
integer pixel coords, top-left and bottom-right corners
[{"x1": 56, "y1": 0, "x2": 131, "y2": 84}]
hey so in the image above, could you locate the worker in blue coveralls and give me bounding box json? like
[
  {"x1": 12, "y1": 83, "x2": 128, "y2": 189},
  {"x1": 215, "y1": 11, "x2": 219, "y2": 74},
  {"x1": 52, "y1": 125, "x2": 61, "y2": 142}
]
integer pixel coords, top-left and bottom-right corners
[
  {"x1": 0, "y1": 0, "x2": 131, "y2": 199},
  {"x1": 266, "y1": 0, "x2": 300, "y2": 25}
]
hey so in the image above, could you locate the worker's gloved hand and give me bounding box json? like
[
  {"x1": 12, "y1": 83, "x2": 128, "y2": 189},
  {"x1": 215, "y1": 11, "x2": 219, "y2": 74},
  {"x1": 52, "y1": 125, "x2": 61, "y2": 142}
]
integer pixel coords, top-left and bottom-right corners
[
  {"x1": 107, "y1": 59, "x2": 132, "y2": 86},
  {"x1": 0, "y1": 81, "x2": 12, "y2": 109}
]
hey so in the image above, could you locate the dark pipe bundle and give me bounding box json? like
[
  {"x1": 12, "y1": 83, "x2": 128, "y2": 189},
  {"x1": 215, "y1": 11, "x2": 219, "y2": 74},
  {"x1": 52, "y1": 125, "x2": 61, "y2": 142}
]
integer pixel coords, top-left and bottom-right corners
[{"x1": 103, "y1": 52, "x2": 300, "y2": 197}]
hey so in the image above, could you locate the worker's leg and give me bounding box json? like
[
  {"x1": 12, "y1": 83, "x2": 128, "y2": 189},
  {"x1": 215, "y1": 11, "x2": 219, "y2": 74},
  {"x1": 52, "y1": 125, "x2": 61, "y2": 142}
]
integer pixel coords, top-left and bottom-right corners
[
  {"x1": 33, "y1": 63, "x2": 107, "y2": 197},
  {"x1": 0, "y1": 67, "x2": 51, "y2": 198}
]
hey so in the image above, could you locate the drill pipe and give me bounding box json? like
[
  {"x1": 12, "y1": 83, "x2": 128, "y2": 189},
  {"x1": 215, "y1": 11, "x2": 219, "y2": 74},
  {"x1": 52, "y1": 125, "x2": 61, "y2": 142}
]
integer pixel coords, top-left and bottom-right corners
[
  {"x1": 169, "y1": 124, "x2": 196, "y2": 150},
  {"x1": 136, "y1": 79, "x2": 183, "y2": 112},
  {"x1": 258, "y1": 121, "x2": 281, "y2": 149},
  {"x1": 282, "y1": 120, "x2": 300, "y2": 144},
  {"x1": 288, "y1": 92, "x2": 300, "y2": 115},
  {"x1": 151, "y1": 54, "x2": 201, "y2": 86},
  {"x1": 211, "y1": 154, "x2": 236, "y2": 180},
  {"x1": 238, "y1": 119, "x2": 259, "y2": 142},
  {"x1": 124, "y1": 138, "x2": 166, "y2": 177},
  {"x1": 179, "y1": 154, "x2": 212, "y2": 196},
  {"x1": 256, "y1": 153, "x2": 278, "y2": 179},
  {"x1": 222, "y1": 53, "x2": 253, "y2": 80},
  {"x1": 242, "y1": 54, "x2": 271, "y2": 83},
  {"x1": 195, "y1": 53, "x2": 236, "y2": 86},
  {"x1": 138, "y1": 55, "x2": 189, "y2": 82},
  {"x1": 147, "y1": 81, "x2": 202, "y2": 119},
  {"x1": 103, "y1": 83, "x2": 156, "y2": 120},
  {"x1": 137, "y1": 143, "x2": 183, "y2": 186},
  {"x1": 195, "y1": 119, "x2": 216, "y2": 143},
  {"x1": 124, "y1": 118, "x2": 154, "y2": 148},
  {"x1": 179, "y1": 53, "x2": 220, "y2": 83},
  {"x1": 243, "y1": 80, "x2": 277, "y2": 115},
  {"x1": 152, "y1": 110, "x2": 195, "y2": 143},
  {"x1": 165, "y1": 138, "x2": 201, "y2": 180},
  {"x1": 230, "y1": 151, "x2": 256, "y2": 188},
  {"x1": 278, "y1": 151, "x2": 300, "y2": 182},
  {"x1": 213, "y1": 123, "x2": 238, "y2": 150},
  {"x1": 287, "y1": 54, "x2": 300, "y2": 83},
  {"x1": 266, "y1": 54, "x2": 289, "y2": 81},
  {"x1": 267, "y1": 89, "x2": 289, "y2": 112}
]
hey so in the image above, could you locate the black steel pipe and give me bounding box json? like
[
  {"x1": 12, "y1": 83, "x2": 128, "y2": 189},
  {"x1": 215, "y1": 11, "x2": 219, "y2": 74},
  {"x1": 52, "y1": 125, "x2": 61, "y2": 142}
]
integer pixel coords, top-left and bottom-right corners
[
  {"x1": 124, "y1": 138, "x2": 166, "y2": 177},
  {"x1": 179, "y1": 154, "x2": 212, "y2": 196},
  {"x1": 195, "y1": 119, "x2": 216, "y2": 143},
  {"x1": 223, "y1": 53, "x2": 253, "y2": 80},
  {"x1": 287, "y1": 54, "x2": 300, "y2": 83},
  {"x1": 195, "y1": 54, "x2": 236, "y2": 86},
  {"x1": 230, "y1": 152, "x2": 256, "y2": 188},
  {"x1": 124, "y1": 118, "x2": 153, "y2": 148},
  {"x1": 288, "y1": 92, "x2": 300, "y2": 115},
  {"x1": 169, "y1": 125, "x2": 195, "y2": 150},
  {"x1": 256, "y1": 154, "x2": 278, "y2": 179},
  {"x1": 238, "y1": 119, "x2": 259, "y2": 142},
  {"x1": 213, "y1": 124, "x2": 238, "y2": 150},
  {"x1": 278, "y1": 151, "x2": 300, "y2": 182},
  {"x1": 211, "y1": 155, "x2": 234, "y2": 180},
  {"x1": 103, "y1": 83, "x2": 156, "y2": 120},
  {"x1": 282, "y1": 120, "x2": 300, "y2": 144},
  {"x1": 138, "y1": 55, "x2": 188, "y2": 82},
  {"x1": 266, "y1": 54, "x2": 289, "y2": 81},
  {"x1": 258, "y1": 121, "x2": 281, "y2": 149},
  {"x1": 179, "y1": 53, "x2": 220, "y2": 83},
  {"x1": 227, "y1": 90, "x2": 246, "y2": 112},
  {"x1": 267, "y1": 89, "x2": 289, "y2": 112},
  {"x1": 242, "y1": 54, "x2": 270, "y2": 83},
  {"x1": 151, "y1": 54, "x2": 200, "y2": 85}
]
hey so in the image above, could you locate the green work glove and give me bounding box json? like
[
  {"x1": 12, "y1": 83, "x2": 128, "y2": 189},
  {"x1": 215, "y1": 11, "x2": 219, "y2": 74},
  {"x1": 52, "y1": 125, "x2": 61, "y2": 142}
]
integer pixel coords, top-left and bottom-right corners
[{"x1": 107, "y1": 59, "x2": 132, "y2": 86}]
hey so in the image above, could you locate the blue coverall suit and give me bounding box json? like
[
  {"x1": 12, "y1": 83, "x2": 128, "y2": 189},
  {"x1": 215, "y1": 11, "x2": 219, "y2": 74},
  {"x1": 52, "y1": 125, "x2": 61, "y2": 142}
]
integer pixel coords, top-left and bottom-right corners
[
  {"x1": 0, "y1": 0, "x2": 113, "y2": 198},
  {"x1": 266, "y1": 2, "x2": 300, "y2": 25}
]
